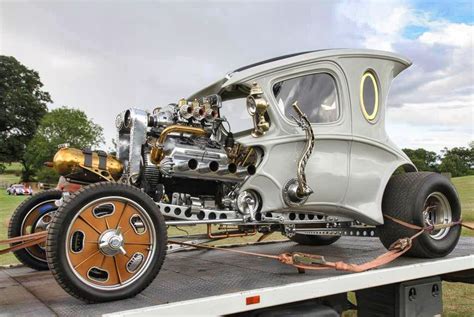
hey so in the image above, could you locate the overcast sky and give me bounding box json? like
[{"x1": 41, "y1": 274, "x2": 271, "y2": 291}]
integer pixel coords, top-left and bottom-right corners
[{"x1": 1, "y1": 0, "x2": 472, "y2": 152}]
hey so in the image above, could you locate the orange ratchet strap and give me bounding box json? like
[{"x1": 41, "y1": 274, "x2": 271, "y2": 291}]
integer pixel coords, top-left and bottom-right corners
[
  {"x1": 170, "y1": 216, "x2": 471, "y2": 274},
  {"x1": 0, "y1": 231, "x2": 47, "y2": 256},
  {"x1": 2, "y1": 216, "x2": 471, "y2": 273}
]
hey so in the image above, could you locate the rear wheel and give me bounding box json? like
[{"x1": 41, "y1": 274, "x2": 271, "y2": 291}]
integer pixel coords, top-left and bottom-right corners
[
  {"x1": 378, "y1": 172, "x2": 461, "y2": 258},
  {"x1": 289, "y1": 234, "x2": 340, "y2": 246},
  {"x1": 46, "y1": 182, "x2": 167, "y2": 303},
  {"x1": 8, "y1": 189, "x2": 62, "y2": 270}
]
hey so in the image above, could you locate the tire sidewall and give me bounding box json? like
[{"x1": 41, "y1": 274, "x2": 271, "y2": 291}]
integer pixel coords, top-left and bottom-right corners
[{"x1": 48, "y1": 183, "x2": 167, "y2": 302}]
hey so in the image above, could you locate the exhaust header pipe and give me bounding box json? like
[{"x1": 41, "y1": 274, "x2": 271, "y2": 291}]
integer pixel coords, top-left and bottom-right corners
[
  {"x1": 197, "y1": 161, "x2": 219, "y2": 174},
  {"x1": 217, "y1": 163, "x2": 256, "y2": 178},
  {"x1": 174, "y1": 159, "x2": 198, "y2": 172},
  {"x1": 172, "y1": 158, "x2": 255, "y2": 181}
]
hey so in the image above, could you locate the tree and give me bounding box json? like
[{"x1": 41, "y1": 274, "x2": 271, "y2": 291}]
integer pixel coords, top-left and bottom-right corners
[
  {"x1": 402, "y1": 148, "x2": 439, "y2": 172},
  {"x1": 24, "y1": 107, "x2": 104, "y2": 183},
  {"x1": 439, "y1": 145, "x2": 474, "y2": 177},
  {"x1": 0, "y1": 56, "x2": 51, "y2": 179}
]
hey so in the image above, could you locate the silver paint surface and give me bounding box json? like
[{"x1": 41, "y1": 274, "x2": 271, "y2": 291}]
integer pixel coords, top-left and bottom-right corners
[{"x1": 189, "y1": 49, "x2": 416, "y2": 225}]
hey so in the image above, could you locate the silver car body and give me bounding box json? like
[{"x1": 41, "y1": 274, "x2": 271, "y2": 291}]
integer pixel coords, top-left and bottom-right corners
[{"x1": 190, "y1": 49, "x2": 416, "y2": 225}]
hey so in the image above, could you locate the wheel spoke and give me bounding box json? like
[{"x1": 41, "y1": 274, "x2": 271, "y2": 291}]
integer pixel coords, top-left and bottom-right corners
[
  {"x1": 122, "y1": 224, "x2": 151, "y2": 245},
  {"x1": 113, "y1": 256, "x2": 123, "y2": 285},
  {"x1": 97, "y1": 256, "x2": 120, "y2": 285},
  {"x1": 74, "y1": 250, "x2": 101, "y2": 269},
  {"x1": 78, "y1": 215, "x2": 103, "y2": 235},
  {"x1": 124, "y1": 242, "x2": 152, "y2": 246},
  {"x1": 115, "y1": 202, "x2": 128, "y2": 230}
]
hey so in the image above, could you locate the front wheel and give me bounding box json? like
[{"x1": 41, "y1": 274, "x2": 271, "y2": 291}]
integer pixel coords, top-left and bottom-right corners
[
  {"x1": 46, "y1": 182, "x2": 167, "y2": 303},
  {"x1": 378, "y1": 172, "x2": 461, "y2": 258}
]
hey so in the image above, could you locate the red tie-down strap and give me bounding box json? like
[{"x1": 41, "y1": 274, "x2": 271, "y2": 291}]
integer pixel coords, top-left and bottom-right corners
[
  {"x1": 0, "y1": 231, "x2": 47, "y2": 256},
  {"x1": 1, "y1": 216, "x2": 471, "y2": 273},
  {"x1": 170, "y1": 216, "x2": 471, "y2": 274}
]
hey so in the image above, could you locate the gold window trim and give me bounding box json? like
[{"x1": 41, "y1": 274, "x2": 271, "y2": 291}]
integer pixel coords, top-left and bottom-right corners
[{"x1": 359, "y1": 71, "x2": 379, "y2": 122}]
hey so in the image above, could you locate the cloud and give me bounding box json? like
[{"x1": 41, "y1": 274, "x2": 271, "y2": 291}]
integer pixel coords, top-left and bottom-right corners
[
  {"x1": 0, "y1": 0, "x2": 472, "y2": 153},
  {"x1": 419, "y1": 23, "x2": 473, "y2": 47},
  {"x1": 337, "y1": 0, "x2": 473, "y2": 151}
]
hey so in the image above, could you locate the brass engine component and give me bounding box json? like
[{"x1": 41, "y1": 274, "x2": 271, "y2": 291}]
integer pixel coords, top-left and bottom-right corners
[
  {"x1": 150, "y1": 124, "x2": 207, "y2": 164},
  {"x1": 226, "y1": 144, "x2": 257, "y2": 167},
  {"x1": 53, "y1": 147, "x2": 123, "y2": 181},
  {"x1": 247, "y1": 82, "x2": 270, "y2": 138}
]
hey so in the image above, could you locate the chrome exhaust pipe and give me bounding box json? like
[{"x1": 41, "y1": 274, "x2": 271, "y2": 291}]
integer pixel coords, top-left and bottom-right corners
[
  {"x1": 174, "y1": 159, "x2": 198, "y2": 172},
  {"x1": 216, "y1": 166, "x2": 231, "y2": 176},
  {"x1": 197, "y1": 161, "x2": 219, "y2": 174},
  {"x1": 233, "y1": 164, "x2": 256, "y2": 177},
  {"x1": 225, "y1": 163, "x2": 256, "y2": 178}
]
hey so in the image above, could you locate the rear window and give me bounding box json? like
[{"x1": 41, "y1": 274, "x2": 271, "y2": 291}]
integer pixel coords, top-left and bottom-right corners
[{"x1": 273, "y1": 73, "x2": 339, "y2": 124}]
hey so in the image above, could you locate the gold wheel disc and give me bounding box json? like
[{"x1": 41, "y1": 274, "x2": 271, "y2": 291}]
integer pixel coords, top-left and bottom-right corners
[{"x1": 65, "y1": 196, "x2": 156, "y2": 290}]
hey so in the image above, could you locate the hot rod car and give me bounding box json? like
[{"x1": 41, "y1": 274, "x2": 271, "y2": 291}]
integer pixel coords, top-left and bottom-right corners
[{"x1": 7, "y1": 49, "x2": 461, "y2": 302}]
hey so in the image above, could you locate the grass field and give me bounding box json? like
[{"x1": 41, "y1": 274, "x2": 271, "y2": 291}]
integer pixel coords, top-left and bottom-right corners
[
  {"x1": 0, "y1": 167, "x2": 472, "y2": 314},
  {"x1": 0, "y1": 162, "x2": 23, "y2": 187}
]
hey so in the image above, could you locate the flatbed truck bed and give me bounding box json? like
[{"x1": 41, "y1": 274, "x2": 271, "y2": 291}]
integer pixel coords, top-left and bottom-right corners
[{"x1": 1, "y1": 237, "x2": 473, "y2": 316}]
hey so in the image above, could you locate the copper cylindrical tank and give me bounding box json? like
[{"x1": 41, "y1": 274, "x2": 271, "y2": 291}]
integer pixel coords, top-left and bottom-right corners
[{"x1": 53, "y1": 148, "x2": 123, "y2": 180}]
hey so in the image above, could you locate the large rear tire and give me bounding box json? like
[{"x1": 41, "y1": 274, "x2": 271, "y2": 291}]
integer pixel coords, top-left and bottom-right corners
[
  {"x1": 8, "y1": 189, "x2": 62, "y2": 271},
  {"x1": 378, "y1": 172, "x2": 461, "y2": 258},
  {"x1": 46, "y1": 182, "x2": 167, "y2": 303}
]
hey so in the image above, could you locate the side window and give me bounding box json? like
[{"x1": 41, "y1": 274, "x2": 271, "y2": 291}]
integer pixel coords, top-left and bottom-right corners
[
  {"x1": 360, "y1": 71, "x2": 379, "y2": 122},
  {"x1": 273, "y1": 73, "x2": 339, "y2": 124}
]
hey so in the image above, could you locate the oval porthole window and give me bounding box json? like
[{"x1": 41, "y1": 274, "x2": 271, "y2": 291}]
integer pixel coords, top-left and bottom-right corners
[{"x1": 360, "y1": 71, "x2": 379, "y2": 122}]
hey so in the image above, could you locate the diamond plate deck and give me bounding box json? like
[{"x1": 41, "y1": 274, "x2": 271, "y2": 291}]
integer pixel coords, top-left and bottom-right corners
[{"x1": 1, "y1": 237, "x2": 473, "y2": 316}]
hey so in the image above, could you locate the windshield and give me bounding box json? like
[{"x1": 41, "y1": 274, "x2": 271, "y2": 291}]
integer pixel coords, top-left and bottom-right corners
[{"x1": 219, "y1": 98, "x2": 253, "y2": 133}]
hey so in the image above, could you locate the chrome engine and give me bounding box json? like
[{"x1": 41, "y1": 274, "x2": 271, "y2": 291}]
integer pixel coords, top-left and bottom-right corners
[{"x1": 115, "y1": 96, "x2": 258, "y2": 218}]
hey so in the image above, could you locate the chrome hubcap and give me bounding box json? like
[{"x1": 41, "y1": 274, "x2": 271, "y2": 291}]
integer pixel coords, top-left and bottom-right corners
[
  {"x1": 423, "y1": 192, "x2": 452, "y2": 240},
  {"x1": 98, "y1": 229, "x2": 126, "y2": 256}
]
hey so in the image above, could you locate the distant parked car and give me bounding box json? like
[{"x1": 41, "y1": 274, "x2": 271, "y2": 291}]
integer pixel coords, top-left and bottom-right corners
[{"x1": 6, "y1": 184, "x2": 33, "y2": 196}]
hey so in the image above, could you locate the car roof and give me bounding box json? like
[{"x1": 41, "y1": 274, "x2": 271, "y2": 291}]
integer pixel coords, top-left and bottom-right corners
[
  {"x1": 225, "y1": 48, "x2": 411, "y2": 86},
  {"x1": 188, "y1": 49, "x2": 411, "y2": 100}
]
